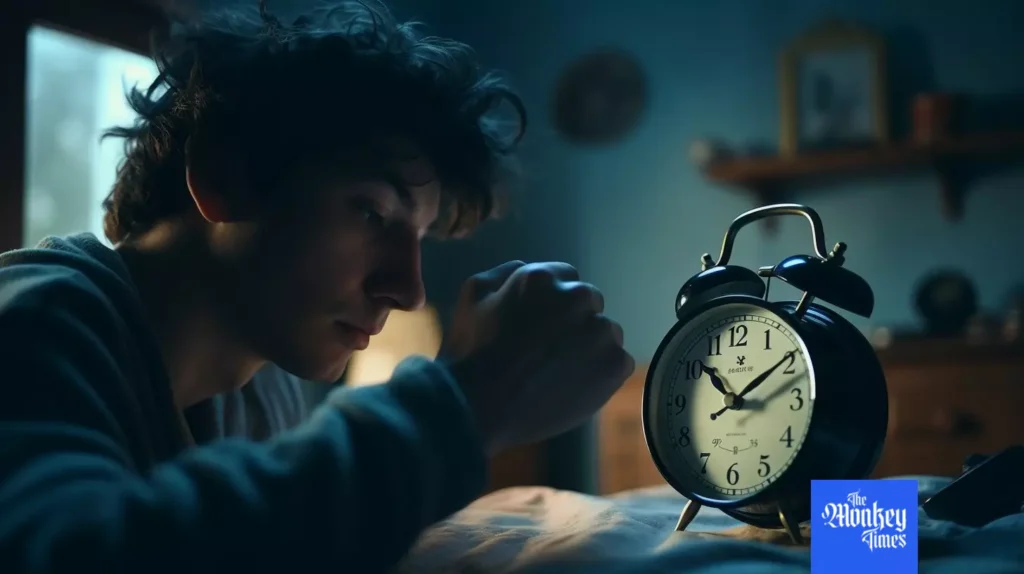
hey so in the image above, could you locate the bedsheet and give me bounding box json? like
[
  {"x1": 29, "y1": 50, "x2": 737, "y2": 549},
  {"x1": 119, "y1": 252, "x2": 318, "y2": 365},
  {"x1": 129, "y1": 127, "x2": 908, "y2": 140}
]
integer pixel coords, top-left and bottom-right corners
[{"x1": 398, "y1": 476, "x2": 1024, "y2": 573}]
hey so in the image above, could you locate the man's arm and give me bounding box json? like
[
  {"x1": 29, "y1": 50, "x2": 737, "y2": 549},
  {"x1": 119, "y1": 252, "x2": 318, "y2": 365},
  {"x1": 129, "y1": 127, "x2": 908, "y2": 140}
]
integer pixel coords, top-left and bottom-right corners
[{"x1": 0, "y1": 273, "x2": 486, "y2": 573}]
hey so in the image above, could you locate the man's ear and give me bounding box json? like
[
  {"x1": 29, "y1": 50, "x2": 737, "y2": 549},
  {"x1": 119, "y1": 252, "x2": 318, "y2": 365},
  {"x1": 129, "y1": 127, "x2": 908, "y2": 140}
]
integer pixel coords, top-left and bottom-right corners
[{"x1": 184, "y1": 133, "x2": 253, "y2": 223}]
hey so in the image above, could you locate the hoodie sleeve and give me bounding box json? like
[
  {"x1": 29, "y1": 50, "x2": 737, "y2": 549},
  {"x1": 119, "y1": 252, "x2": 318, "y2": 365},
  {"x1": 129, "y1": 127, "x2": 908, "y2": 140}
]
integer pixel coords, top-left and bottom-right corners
[{"x1": 0, "y1": 268, "x2": 487, "y2": 573}]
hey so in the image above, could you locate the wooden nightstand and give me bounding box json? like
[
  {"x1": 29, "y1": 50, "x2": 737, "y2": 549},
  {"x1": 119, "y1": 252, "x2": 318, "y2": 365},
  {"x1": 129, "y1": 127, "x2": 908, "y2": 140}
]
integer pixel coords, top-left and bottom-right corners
[
  {"x1": 597, "y1": 341, "x2": 1024, "y2": 494},
  {"x1": 597, "y1": 364, "x2": 661, "y2": 494},
  {"x1": 871, "y1": 340, "x2": 1024, "y2": 477}
]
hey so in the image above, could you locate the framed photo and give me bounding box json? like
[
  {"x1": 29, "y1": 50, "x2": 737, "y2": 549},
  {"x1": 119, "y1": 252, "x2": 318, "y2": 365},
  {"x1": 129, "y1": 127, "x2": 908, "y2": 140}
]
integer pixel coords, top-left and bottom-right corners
[{"x1": 779, "y1": 21, "x2": 889, "y2": 156}]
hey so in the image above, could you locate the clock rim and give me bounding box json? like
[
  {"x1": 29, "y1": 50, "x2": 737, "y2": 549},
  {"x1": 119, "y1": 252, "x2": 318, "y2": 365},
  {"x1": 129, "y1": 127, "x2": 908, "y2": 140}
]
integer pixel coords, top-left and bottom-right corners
[{"x1": 642, "y1": 294, "x2": 821, "y2": 510}]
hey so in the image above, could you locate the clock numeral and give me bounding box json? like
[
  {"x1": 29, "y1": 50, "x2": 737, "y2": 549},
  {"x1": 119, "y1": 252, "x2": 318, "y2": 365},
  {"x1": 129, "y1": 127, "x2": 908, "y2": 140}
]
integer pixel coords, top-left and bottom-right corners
[
  {"x1": 728, "y1": 325, "x2": 748, "y2": 347},
  {"x1": 669, "y1": 394, "x2": 687, "y2": 414},
  {"x1": 789, "y1": 388, "x2": 804, "y2": 411},
  {"x1": 707, "y1": 335, "x2": 721, "y2": 356},
  {"x1": 763, "y1": 329, "x2": 771, "y2": 350},
  {"x1": 782, "y1": 353, "x2": 797, "y2": 375},
  {"x1": 683, "y1": 359, "x2": 704, "y2": 380},
  {"x1": 726, "y1": 462, "x2": 740, "y2": 486},
  {"x1": 678, "y1": 426, "x2": 691, "y2": 447},
  {"x1": 757, "y1": 454, "x2": 771, "y2": 477},
  {"x1": 780, "y1": 425, "x2": 794, "y2": 448},
  {"x1": 699, "y1": 452, "x2": 710, "y2": 474}
]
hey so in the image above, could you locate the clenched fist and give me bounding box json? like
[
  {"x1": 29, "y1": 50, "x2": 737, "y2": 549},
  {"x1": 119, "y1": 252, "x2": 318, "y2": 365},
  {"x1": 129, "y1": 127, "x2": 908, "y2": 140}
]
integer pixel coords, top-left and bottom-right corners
[{"x1": 440, "y1": 261, "x2": 635, "y2": 456}]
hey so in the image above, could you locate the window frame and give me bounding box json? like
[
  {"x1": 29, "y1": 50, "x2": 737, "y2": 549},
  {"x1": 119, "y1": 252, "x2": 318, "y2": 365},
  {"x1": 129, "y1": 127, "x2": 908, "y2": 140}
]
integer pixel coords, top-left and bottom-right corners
[{"x1": 0, "y1": 0, "x2": 167, "y2": 251}]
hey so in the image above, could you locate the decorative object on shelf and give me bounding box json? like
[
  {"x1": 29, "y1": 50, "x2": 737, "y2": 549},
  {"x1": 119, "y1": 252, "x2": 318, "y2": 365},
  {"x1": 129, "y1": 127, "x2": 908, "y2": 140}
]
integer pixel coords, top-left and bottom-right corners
[
  {"x1": 913, "y1": 270, "x2": 977, "y2": 337},
  {"x1": 779, "y1": 20, "x2": 889, "y2": 156},
  {"x1": 913, "y1": 93, "x2": 959, "y2": 145},
  {"x1": 688, "y1": 139, "x2": 730, "y2": 168},
  {"x1": 1001, "y1": 288, "x2": 1024, "y2": 342},
  {"x1": 869, "y1": 326, "x2": 895, "y2": 349},
  {"x1": 552, "y1": 49, "x2": 647, "y2": 145},
  {"x1": 1003, "y1": 309, "x2": 1021, "y2": 343},
  {"x1": 966, "y1": 313, "x2": 1002, "y2": 344},
  {"x1": 644, "y1": 203, "x2": 886, "y2": 545}
]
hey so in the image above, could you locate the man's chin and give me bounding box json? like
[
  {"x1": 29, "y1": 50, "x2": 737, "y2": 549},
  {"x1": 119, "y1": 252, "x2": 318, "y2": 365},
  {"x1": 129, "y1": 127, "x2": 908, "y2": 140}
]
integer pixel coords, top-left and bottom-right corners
[{"x1": 277, "y1": 350, "x2": 353, "y2": 384}]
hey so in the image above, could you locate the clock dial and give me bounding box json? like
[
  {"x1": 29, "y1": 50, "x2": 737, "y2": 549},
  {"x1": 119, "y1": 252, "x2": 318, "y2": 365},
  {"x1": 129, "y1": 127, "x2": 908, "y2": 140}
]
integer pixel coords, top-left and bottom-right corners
[{"x1": 648, "y1": 302, "x2": 815, "y2": 502}]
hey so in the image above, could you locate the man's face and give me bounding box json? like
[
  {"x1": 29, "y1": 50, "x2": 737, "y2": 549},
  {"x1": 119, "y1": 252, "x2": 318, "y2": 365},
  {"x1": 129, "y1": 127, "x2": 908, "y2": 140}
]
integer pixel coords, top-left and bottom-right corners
[{"x1": 216, "y1": 156, "x2": 442, "y2": 383}]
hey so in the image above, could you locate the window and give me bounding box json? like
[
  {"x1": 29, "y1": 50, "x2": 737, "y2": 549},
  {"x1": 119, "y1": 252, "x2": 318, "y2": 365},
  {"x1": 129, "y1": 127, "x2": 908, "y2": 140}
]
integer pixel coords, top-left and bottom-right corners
[{"x1": 24, "y1": 25, "x2": 158, "y2": 247}]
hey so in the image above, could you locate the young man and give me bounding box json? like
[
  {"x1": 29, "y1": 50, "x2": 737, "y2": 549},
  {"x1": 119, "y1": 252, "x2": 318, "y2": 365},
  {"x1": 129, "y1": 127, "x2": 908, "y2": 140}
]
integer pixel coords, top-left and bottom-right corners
[{"x1": 0, "y1": 1, "x2": 634, "y2": 572}]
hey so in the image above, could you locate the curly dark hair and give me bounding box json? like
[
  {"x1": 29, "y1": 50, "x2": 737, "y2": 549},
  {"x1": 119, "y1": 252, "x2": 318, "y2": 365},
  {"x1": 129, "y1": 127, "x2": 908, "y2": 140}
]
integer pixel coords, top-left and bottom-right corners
[{"x1": 101, "y1": 0, "x2": 526, "y2": 243}]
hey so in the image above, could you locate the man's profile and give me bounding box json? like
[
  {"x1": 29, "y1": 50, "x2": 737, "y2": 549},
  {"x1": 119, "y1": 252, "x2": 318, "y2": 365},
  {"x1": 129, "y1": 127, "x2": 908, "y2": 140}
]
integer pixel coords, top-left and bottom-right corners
[{"x1": 0, "y1": 2, "x2": 634, "y2": 571}]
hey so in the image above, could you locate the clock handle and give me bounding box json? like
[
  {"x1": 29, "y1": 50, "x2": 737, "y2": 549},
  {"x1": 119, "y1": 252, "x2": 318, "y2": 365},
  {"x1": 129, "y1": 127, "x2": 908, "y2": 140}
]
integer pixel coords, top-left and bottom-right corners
[{"x1": 701, "y1": 204, "x2": 831, "y2": 270}]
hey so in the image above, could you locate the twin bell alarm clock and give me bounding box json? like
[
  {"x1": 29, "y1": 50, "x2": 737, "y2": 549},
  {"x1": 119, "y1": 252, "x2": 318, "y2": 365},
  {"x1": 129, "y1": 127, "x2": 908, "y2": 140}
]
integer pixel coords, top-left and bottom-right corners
[{"x1": 642, "y1": 204, "x2": 888, "y2": 544}]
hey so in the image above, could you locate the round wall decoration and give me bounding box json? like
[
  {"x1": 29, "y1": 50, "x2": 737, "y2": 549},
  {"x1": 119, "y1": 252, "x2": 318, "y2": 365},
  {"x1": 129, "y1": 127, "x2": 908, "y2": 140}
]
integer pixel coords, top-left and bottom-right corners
[{"x1": 552, "y1": 49, "x2": 647, "y2": 144}]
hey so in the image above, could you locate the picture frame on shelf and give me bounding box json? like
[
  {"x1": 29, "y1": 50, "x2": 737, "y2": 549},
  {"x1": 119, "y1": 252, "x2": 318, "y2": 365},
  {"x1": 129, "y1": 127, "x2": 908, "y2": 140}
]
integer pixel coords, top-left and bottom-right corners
[{"x1": 779, "y1": 20, "x2": 889, "y2": 156}]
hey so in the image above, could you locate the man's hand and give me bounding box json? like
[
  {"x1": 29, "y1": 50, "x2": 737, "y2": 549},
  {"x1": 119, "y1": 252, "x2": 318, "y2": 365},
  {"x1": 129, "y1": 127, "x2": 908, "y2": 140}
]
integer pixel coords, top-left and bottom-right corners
[{"x1": 440, "y1": 261, "x2": 635, "y2": 456}]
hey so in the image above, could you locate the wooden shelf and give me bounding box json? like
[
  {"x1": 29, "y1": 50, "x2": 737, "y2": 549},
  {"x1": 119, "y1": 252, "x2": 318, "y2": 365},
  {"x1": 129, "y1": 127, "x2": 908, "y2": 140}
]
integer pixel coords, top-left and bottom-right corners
[{"x1": 702, "y1": 132, "x2": 1024, "y2": 226}]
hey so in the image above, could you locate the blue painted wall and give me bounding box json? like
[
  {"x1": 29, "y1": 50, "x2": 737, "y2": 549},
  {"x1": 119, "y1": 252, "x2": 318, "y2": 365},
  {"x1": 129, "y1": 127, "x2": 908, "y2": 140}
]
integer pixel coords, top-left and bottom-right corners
[{"x1": 416, "y1": 0, "x2": 1024, "y2": 362}]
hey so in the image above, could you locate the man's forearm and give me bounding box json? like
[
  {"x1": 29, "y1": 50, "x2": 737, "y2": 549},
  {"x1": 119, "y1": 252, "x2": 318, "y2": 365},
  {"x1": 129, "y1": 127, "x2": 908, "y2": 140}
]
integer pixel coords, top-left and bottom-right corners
[{"x1": 0, "y1": 358, "x2": 486, "y2": 573}]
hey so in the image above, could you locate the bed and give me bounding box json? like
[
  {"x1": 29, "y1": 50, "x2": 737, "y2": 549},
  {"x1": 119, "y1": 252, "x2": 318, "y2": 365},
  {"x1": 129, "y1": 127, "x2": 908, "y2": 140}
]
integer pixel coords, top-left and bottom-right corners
[{"x1": 398, "y1": 476, "x2": 1024, "y2": 573}]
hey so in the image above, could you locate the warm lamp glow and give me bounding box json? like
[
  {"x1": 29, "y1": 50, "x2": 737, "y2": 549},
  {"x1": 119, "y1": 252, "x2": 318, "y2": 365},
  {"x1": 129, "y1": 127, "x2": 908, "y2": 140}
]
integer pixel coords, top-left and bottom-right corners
[{"x1": 345, "y1": 306, "x2": 443, "y2": 386}]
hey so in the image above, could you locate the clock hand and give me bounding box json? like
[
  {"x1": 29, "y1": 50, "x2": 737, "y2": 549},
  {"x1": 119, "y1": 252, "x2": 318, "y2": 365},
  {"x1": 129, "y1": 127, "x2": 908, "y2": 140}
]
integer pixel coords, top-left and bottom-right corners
[
  {"x1": 734, "y1": 351, "x2": 796, "y2": 399},
  {"x1": 734, "y1": 372, "x2": 804, "y2": 424},
  {"x1": 761, "y1": 372, "x2": 803, "y2": 403},
  {"x1": 700, "y1": 363, "x2": 728, "y2": 395},
  {"x1": 709, "y1": 351, "x2": 795, "y2": 420}
]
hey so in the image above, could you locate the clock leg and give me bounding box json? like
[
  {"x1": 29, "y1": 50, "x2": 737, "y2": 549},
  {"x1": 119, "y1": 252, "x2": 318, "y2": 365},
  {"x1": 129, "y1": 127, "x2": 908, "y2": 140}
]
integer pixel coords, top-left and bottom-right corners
[
  {"x1": 777, "y1": 502, "x2": 805, "y2": 545},
  {"x1": 674, "y1": 499, "x2": 702, "y2": 532}
]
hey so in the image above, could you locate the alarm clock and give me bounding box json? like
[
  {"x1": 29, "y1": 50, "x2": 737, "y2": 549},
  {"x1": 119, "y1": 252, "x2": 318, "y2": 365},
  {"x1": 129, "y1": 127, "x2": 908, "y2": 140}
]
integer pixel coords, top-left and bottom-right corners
[{"x1": 642, "y1": 204, "x2": 888, "y2": 545}]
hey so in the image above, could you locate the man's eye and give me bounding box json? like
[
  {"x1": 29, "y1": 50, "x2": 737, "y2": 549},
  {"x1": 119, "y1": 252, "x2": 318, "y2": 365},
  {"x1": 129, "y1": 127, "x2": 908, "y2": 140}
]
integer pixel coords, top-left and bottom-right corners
[
  {"x1": 352, "y1": 200, "x2": 386, "y2": 226},
  {"x1": 361, "y1": 207, "x2": 385, "y2": 226}
]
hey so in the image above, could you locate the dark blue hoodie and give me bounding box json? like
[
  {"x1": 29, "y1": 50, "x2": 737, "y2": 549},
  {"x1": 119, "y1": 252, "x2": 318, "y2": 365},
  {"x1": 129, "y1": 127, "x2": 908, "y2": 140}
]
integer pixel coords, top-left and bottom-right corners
[{"x1": 0, "y1": 233, "x2": 486, "y2": 573}]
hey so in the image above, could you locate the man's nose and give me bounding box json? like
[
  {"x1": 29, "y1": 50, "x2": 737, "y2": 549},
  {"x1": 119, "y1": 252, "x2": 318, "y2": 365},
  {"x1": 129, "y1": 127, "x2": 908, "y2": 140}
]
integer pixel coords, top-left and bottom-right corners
[{"x1": 366, "y1": 233, "x2": 427, "y2": 311}]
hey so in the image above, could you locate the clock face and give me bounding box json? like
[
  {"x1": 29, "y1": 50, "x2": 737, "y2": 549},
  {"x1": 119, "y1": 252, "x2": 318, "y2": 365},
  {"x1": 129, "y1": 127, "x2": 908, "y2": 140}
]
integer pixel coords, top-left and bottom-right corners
[{"x1": 646, "y1": 301, "x2": 816, "y2": 503}]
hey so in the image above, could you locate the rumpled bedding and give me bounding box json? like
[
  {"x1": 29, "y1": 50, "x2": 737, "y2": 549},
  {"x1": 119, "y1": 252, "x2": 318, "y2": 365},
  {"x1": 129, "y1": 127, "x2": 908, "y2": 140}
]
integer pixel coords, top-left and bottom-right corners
[{"x1": 398, "y1": 476, "x2": 1024, "y2": 573}]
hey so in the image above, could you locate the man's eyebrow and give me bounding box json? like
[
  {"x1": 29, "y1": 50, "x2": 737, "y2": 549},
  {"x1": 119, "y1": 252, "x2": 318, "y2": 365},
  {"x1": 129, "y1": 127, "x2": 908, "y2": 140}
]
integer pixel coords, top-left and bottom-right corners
[{"x1": 383, "y1": 177, "x2": 417, "y2": 211}]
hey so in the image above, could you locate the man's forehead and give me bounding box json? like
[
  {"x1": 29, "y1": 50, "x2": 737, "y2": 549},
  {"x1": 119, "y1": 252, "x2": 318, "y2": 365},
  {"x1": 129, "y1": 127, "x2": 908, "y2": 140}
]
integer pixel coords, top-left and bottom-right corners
[{"x1": 298, "y1": 143, "x2": 444, "y2": 225}]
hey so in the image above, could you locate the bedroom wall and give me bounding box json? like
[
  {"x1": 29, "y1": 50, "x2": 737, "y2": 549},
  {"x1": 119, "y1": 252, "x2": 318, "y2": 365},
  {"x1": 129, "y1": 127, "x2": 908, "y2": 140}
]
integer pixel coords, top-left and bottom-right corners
[{"x1": 416, "y1": 0, "x2": 1024, "y2": 362}]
